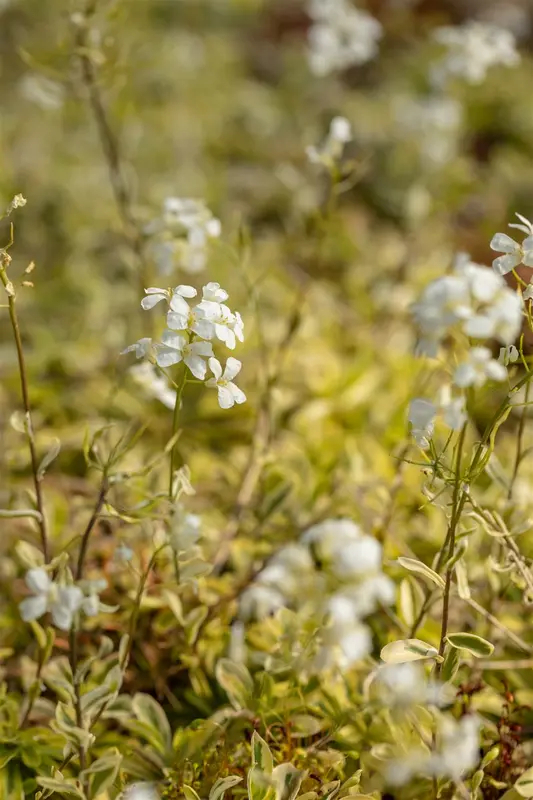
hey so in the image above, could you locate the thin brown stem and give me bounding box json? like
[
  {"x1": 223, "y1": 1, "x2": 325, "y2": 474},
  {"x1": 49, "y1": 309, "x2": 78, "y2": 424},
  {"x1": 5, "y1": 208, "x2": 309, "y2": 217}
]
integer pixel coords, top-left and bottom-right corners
[
  {"x1": 76, "y1": 475, "x2": 109, "y2": 581},
  {"x1": 0, "y1": 258, "x2": 50, "y2": 561},
  {"x1": 74, "y1": 4, "x2": 149, "y2": 294}
]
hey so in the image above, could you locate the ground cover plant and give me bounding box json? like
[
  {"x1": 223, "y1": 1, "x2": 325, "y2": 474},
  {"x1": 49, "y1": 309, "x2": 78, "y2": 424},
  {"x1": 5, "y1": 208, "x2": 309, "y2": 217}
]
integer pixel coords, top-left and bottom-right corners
[{"x1": 2, "y1": 0, "x2": 533, "y2": 798}]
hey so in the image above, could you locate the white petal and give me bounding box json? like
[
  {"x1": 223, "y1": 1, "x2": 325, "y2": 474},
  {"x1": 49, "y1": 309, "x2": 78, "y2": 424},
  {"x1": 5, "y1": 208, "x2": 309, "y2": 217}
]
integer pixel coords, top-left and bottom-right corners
[
  {"x1": 141, "y1": 293, "x2": 166, "y2": 310},
  {"x1": 217, "y1": 386, "x2": 235, "y2": 409},
  {"x1": 176, "y1": 284, "x2": 197, "y2": 298},
  {"x1": 190, "y1": 340, "x2": 213, "y2": 357},
  {"x1": 522, "y1": 236, "x2": 533, "y2": 266},
  {"x1": 144, "y1": 287, "x2": 166, "y2": 294},
  {"x1": 155, "y1": 347, "x2": 183, "y2": 368},
  {"x1": 19, "y1": 595, "x2": 48, "y2": 622},
  {"x1": 169, "y1": 294, "x2": 190, "y2": 315},
  {"x1": 167, "y1": 311, "x2": 189, "y2": 331},
  {"x1": 492, "y1": 253, "x2": 520, "y2": 275},
  {"x1": 26, "y1": 568, "x2": 51, "y2": 594},
  {"x1": 228, "y1": 383, "x2": 246, "y2": 404},
  {"x1": 485, "y1": 361, "x2": 508, "y2": 382},
  {"x1": 454, "y1": 363, "x2": 478, "y2": 388},
  {"x1": 463, "y1": 314, "x2": 495, "y2": 339},
  {"x1": 51, "y1": 604, "x2": 74, "y2": 630},
  {"x1": 208, "y1": 357, "x2": 222, "y2": 380},
  {"x1": 205, "y1": 377, "x2": 217, "y2": 388},
  {"x1": 490, "y1": 233, "x2": 519, "y2": 254},
  {"x1": 192, "y1": 317, "x2": 215, "y2": 339},
  {"x1": 59, "y1": 586, "x2": 84, "y2": 611},
  {"x1": 184, "y1": 354, "x2": 207, "y2": 380},
  {"x1": 82, "y1": 595, "x2": 100, "y2": 617},
  {"x1": 224, "y1": 357, "x2": 242, "y2": 381},
  {"x1": 161, "y1": 330, "x2": 186, "y2": 350},
  {"x1": 215, "y1": 325, "x2": 236, "y2": 350}
]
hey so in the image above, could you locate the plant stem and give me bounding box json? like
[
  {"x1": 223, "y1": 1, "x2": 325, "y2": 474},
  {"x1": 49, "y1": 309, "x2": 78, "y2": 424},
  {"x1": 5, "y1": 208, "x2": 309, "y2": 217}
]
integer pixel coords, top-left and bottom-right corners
[
  {"x1": 75, "y1": 475, "x2": 109, "y2": 581},
  {"x1": 508, "y1": 380, "x2": 531, "y2": 500},
  {"x1": 68, "y1": 627, "x2": 88, "y2": 791},
  {"x1": 0, "y1": 260, "x2": 50, "y2": 562},
  {"x1": 437, "y1": 423, "x2": 467, "y2": 668},
  {"x1": 168, "y1": 368, "x2": 187, "y2": 502}
]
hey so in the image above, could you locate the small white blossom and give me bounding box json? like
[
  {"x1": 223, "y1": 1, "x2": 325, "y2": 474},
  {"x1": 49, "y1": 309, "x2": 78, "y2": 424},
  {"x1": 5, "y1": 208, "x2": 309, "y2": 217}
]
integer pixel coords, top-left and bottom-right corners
[
  {"x1": 239, "y1": 584, "x2": 286, "y2": 620},
  {"x1": 454, "y1": 346, "x2": 508, "y2": 388},
  {"x1": 141, "y1": 284, "x2": 197, "y2": 312},
  {"x1": 306, "y1": 116, "x2": 352, "y2": 169},
  {"x1": 121, "y1": 337, "x2": 152, "y2": 359},
  {"x1": 156, "y1": 331, "x2": 213, "y2": 379},
  {"x1": 197, "y1": 300, "x2": 243, "y2": 350},
  {"x1": 169, "y1": 510, "x2": 202, "y2": 553},
  {"x1": 375, "y1": 663, "x2": 451, "y2": 708},
  {"x1": 205, "y1": 357, "x2": 246, "y2": 409},
  {"x1": 331, "y1": 535, "x2": 382, "y2": 578},
  {"x1": 129, "y1": 362, "x2": 177, "y2": 409},
  {"x1": 79, "y1": 579, "x2": 108, "y2": 617},
  {"x1": 302, "y1": 518, "x2": 362, "y2": 561},
  {"x1": 4, "y1": 194, "x2": 27, "y2": 216},
  {"x1": 490, "y1": 231, "x2": 533, "y2": 275},
  {"x1": 408, "y1": 398, "x2": 436, "y2": 449},
  {"x1": 308, "y1": 0, "x2": 382, "y2": 76},
  {"x1": 433, "y1": 22, "x2": 520, "y2": 85},
  {"x1": 19, "y1": 569, "x2": 83, "y2": 631}
]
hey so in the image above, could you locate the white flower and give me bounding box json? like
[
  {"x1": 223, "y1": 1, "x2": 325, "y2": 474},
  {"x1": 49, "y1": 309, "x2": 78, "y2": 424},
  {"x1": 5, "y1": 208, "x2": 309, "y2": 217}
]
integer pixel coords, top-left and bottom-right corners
[
  {"x1": 490, "y1": 232, "x2": 533, "y2": 275},
  {"x1": 19, "y1": 569, "x2": 83, "y2": 631},
  {"x1": 205, "y1": 357, "x2": 246, "y2": 409},
  {"x1": 454, "y1": 346, "x2": 508, "y2": 388},
  {"x1": 166, "y1": 304, "x2": 214, "y2": 339},
  {"x1": 202, "y1": 281, "x2": 229, "y2": 304},
  {"x1": 499, "y1": 344, "x2": 519, "y2": 365},
  {"x1": 331, "y1": 535, "x2": 382, "y2": 578},
  {"x1": 411, "y1": 275, "x2": 471, "y2": 354},
  {"x1": 129, "y1": 362, "x2": 177, "y2": 409},
  {"x1": 308, "y1": 0, "x2": 382, "y2": 76},
  {"x1": 196, "y1": 301, "x2": 243, "y2": 350},
  {"x1": 439, "y1": 385, "x2": 467, "y2": 430},
  {"x1": 79, "y1": 579, "x2": 108, "y2": 617},
  {"x1": 239, "y1": 584, "x2": 286, "y2": 620},
  {"x1": 181, "y1": 221, "x2": 221, "y2": 274},
  {"x1": 156, "y1": 331, "x2": 213, "y2": 379},
  {"x1": 316, "y1": 623, "x2": 372, "y2": 669},
  {"x1": 121, "y1": 338, "x2": 152, "y2": 359},
  {"x1": 429, "y1": 715, "x2": 481, "y2": 781},
  {"x1": 169, "y1": 510, "x2": 202, "y2": 553},
  {"x1": 433, "y1": 22, "x2": 520, "y2": 85},
  {"x1": 306, "y1": 116, "x2": 352, "y2": 168},
  {"x1": 301, "y1": 518, "x2": 362, "y2": 560},
  {"x1": 524, "y1": 282, "x2": 533, "y2": 301},
  {"x1": 376, "y1": 663, "x2": 450, "y2": 708},
  {"x1": 408, "y1": 398, "x2": 436, "y2": 449},
  {"x1": 141, "y1": 284, "x2": 197, "y2": 312}
]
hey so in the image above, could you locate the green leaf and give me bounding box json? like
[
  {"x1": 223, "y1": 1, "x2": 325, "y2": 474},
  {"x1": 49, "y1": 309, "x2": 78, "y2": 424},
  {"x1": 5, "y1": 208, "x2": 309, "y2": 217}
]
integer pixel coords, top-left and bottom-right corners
[
  {"x1": 398, "y1": 577, "x2": 424, "y2": 628},
  {"x1": 36, "y1": 777, "x2": 86, "y2": 798},
  {"x1": 440, "y1": 643, "x2": 461, "y2": 683},
  {"x1": 252, "y1": 732, "x2": 273, "y2": 775},
  {"x1": 289, "y1": 714, "x2": 325, "y2": 738},
  {"x1": 380, "y1": 638, "x2": 438, "y2": 664},
  {"x1": 132, "y1": 693, "x2": 172, "y2": 755},
  {"x1": 37, "y1": 438, "x2": 61, "y2": 479},
  {"x1": 515, "y1": 766, "x2": 533, "y2": 797},
  {"x1": 209, "y1": 775, "x2": 243, "y2": 800},
  {"x1": 184, "y1": 786, "x2": 202, "y2": 800},
  {"x1": 215, "y1": 659, "x2": 254, "y2": 710},
  {"x1": 397, "y1": 557, "x2": 445, "y2": 589},
  {"x1": 80, "y1": 748, "x2": 122, "y2": 797},
  {"x1": 446, "y1": 633, "x2": 494, "y2": 658},
  {"x1": 185, "y1": 606, "x2": 208, "y2": 645},
  {"x1": 455, "y1": 559, "x2": 471, "y2": 600},
  {"x1": 272, "y1": 764, "x2": 304, "y2": 800}
]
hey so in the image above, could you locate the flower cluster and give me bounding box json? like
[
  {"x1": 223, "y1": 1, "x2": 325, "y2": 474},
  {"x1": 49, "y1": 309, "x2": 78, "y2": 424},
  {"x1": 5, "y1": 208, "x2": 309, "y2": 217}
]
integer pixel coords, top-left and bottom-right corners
[
  {"x1": 393, "y1": 95, "x2": 462, "y2": 167},
  {"x1": 373, "y1": 662, "x2": 451, "y2": 709},
  {"x1": 19, "y1": 569, "x2": 108, "y2": 631},
  {"x1": 240, "y1": 519, "x2": 394, "y2": 671},
  {"x1": 146, "y1": 197, "x2": 221, "y2": 275},
  {"x1": 409, "y1": 251, "x2": 523, "y2": 448},
  {"x1": 307, "y1": 0, "x2": 382, "y2": 77},
  {"x1": 432, "y1": 22, "x2": 520, "y2": 85},
  {"x1": 306, "y1": 116, "x2": 352, "y2": 170},
  {"x1": 123, "y1": 281, "x2": 246, "y2": 409},
  {"x1": 387, "y1": 715, "x2": 481, "y2": 786}
]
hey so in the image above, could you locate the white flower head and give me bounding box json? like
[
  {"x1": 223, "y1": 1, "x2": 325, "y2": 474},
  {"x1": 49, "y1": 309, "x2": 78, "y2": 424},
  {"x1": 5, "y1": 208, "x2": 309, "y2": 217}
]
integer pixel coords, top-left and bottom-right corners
[
  {"x1": 454, "y1": 346, "x2": 508, "y2": 388},
  {"x1": 239, "y1": 584, "x2": 286, "y2": 621},
  {"x1": 306, "y1": 116, "x2": 352, "y2": 168},
  {"x1": 156, "y1": 331, "x2": 213, "y2": 379},
  {"x1": 205, "y1": 357, "x2": 246, "y2": 409},
  {"x1": 408, "y1": 398, "x2": 436, "y2": 449},
  {"x1": 141, "y1": 284, "x2": 197, "y2": 312},
  {"x1": 19, "y1": 568, "x2": 83, "y2": 631},
  {"x1": 433, "y1": 22, "x2": 520, "y2": 85},
  {"x1": 499, "y1": 344, "x2": 519, "y2": 366},
  {"x1": 490, "y1": 231, "x2": 533, "y2": 275},
  {"x1": 307, "y1": 0, "x2": 382, "y2": 76}
]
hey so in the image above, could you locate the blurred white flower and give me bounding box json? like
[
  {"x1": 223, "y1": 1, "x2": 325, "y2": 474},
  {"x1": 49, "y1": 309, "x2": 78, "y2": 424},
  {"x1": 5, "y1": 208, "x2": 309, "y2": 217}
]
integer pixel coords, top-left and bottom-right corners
[
  {"x1": 394, "y1": 95, "x2": 462, "y2": 166},
  {"x1": 308, "y1": 0, "x2": 382, "y2": 76},
  {"x1": 20, "y1": 74, "x2": 64, "y2": 110},
  {"x1": 331, "y1": 535, "x2": 382, "y2": 578},
  {"x1": 79, "y1": 578, "x2": 108, "y2": 617},
  {"x1": 129, "y1": 362, "x2": 177, "y2": 409},
  {"x1": 156, "y1": 331, "x2": 213, "y2": 378},
  {"x1": 408, "y1": 398, "x2": 436, "y2": 449},
  {"x1": 433, "y1": 22, "x2": 519, "y2": 85},
  {"x1": 19, "y1": 569, "x2": 83, "y2": 631},
  {"x1": 302, "y1": 518, "x2": 362, "y2": 561},
  {"x1": 454, "y1": 346, "x2": 507, "y2": 388},
  {"x1": 306, "y1": 116, "x2": 352, "y2": 169},
  {"x1": 205, "y1": 357, "x2": 246, "y2": 409},
  {"x1": 239, "y1": 584, "x2": 286, "y2": 620},
  {"x1": 121, "y1": 337, "x2": 152, "y2": 359},
  {"x1": 375, "y1": 662, "x2": 451, "y2": 708},
  {"x1": 169, "y1": 510, "x2": 202, "y2": 553}
]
